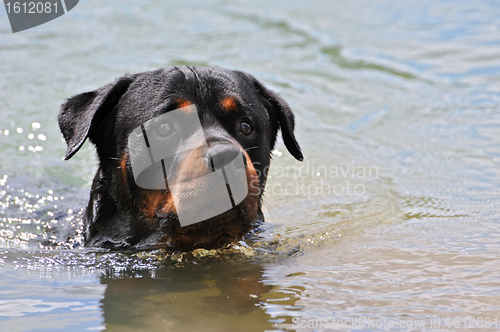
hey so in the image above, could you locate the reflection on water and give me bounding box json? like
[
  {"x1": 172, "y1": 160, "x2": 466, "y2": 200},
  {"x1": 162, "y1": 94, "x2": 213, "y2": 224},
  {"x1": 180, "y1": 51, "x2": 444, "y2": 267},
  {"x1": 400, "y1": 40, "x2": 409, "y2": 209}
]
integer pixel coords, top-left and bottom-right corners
[
  {"x1": 1, "y1": 0, "x2": 500, "y2": 330},
  {"x1": 100, "y1": 260, "x2": 273, "y2": 332}
]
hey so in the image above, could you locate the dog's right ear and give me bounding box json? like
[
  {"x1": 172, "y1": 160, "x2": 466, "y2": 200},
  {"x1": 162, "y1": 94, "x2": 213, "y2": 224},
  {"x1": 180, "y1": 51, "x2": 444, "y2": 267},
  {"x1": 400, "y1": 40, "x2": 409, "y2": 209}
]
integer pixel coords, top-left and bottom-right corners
[
  {"x1": 237, "y1": 72, "x2": 303, "y2": 161},
  {"x1": 58, "y1": 74, "x2": 137, "y2": 160}
]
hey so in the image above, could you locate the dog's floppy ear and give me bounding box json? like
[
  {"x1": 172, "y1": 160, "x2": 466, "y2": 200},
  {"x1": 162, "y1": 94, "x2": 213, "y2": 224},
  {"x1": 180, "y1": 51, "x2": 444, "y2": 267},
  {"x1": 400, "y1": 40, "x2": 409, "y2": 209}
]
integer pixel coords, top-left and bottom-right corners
[
  {"x1": 58, "y1": 74, "x2": 137, "y2": 160},
  {"x1": 243, "y1": 73, "x2": 303, "y2": 161}
]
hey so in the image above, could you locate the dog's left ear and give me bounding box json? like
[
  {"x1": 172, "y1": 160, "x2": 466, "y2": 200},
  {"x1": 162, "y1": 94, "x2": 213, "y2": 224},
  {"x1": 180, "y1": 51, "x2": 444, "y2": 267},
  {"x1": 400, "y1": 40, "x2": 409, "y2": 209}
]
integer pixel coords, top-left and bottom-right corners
[
  {"x1": 58, "y1": 74, "x2": 137, "y2": 160},
  {"x1": 242, "y1": 73, "x2": 303, "y2": 161}
]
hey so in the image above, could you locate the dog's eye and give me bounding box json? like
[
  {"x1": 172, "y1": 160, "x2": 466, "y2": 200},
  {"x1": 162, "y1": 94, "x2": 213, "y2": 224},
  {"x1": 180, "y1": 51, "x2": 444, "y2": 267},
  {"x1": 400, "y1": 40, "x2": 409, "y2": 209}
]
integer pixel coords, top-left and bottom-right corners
[
  {"x1": 157, "y1": 122, "x2": 174, "y2": 137},
  {"x1": 240, "y1": 121, "x2": 252, "y2": 135}
]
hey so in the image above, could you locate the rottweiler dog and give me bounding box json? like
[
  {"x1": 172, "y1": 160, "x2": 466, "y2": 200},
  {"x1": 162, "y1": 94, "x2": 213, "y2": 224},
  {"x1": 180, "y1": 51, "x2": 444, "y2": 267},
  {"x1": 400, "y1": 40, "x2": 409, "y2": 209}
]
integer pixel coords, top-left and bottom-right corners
[{"x1": 59, "y1": 66, "x2": 302, "y2": 251}]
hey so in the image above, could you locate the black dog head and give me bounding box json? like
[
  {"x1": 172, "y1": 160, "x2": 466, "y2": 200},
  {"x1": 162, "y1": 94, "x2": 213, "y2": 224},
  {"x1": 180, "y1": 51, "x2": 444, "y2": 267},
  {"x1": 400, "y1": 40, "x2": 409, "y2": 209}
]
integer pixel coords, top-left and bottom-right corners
[{"x1": 59, "y1": 66, "x2": 302, "y2": 251}]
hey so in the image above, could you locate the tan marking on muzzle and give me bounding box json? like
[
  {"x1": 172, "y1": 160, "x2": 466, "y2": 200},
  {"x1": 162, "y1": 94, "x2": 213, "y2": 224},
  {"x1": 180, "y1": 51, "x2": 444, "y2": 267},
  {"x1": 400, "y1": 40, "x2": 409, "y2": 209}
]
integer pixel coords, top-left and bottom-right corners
[
  {"x1": 242, "y1": 150, "x2": 260, "y2": 199},
  {"x1": 141, "y1": 190, "x2": 176, "y2": 220},
  {"x1": 119, "y1": 153, "x2": 128, "y2": 187}
]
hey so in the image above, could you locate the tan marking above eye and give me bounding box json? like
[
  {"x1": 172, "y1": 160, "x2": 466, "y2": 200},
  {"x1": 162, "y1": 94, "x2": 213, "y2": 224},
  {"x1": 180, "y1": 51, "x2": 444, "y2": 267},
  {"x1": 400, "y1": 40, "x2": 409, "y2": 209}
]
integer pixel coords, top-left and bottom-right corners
[
  {"x1": 221, "y1": 97, "x2": 238, "y2": 113},
  {"x1": 176, "y1": 99, "x2": 192, "y2": 109}
]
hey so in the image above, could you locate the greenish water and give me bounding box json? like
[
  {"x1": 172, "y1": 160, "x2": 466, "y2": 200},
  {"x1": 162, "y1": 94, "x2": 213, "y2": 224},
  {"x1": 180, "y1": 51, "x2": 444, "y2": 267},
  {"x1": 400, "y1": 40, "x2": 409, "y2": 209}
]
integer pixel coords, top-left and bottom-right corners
[{"x1": 1, "y1": 0, "x2": 500, "y2": 331}]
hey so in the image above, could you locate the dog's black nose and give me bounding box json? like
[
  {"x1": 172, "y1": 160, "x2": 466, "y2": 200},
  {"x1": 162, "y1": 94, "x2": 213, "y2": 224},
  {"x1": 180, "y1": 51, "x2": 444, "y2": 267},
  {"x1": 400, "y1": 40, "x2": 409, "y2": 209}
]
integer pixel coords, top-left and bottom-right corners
[{"x1": 206, "y1": 144, "x2": 245, "y2": 171}]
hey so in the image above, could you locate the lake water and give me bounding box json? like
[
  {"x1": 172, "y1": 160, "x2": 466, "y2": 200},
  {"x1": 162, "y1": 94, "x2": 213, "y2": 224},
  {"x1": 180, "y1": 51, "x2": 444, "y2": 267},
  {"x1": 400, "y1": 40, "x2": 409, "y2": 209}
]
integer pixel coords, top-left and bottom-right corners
[{"x1": 1, "y1": 0, "x2": 499, "y2": 331}]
